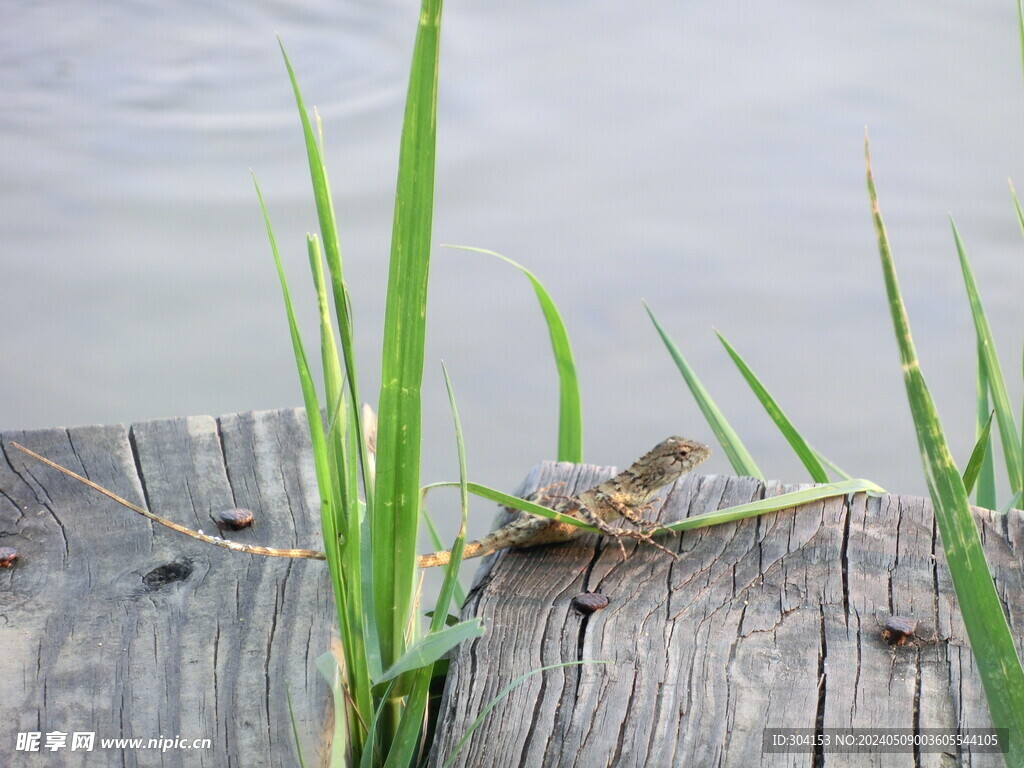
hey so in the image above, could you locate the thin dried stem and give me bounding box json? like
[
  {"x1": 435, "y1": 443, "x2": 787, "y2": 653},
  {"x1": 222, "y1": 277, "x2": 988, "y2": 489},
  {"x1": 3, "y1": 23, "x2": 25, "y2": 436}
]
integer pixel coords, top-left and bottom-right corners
[{"x1": 11, "y1": 442, "x2": 326, "y2": 561}]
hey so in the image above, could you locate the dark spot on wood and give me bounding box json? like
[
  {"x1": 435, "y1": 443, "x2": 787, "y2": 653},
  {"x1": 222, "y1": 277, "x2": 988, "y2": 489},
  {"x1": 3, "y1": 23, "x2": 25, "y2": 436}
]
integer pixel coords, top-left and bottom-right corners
[
  {"x1": 216, "y1": 508, "x2": 254, "y2": 531},
  {"x1": 0, "y1": 547, "x2": 18, "y2": 567},
  {"x1": 881, "y1": 616, "x2": 917, "y2": 646},
  {"x1": 572, "y1": 592, "x2": 609, "y2": 614},
  {"x1": 142, "y1": 560, "x2": 193, "y2": 589}
]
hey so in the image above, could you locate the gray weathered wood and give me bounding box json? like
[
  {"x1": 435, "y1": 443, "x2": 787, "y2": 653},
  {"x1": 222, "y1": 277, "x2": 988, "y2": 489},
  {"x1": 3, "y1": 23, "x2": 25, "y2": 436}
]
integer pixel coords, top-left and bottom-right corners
[
  {"x1": 1, "y1": 409, "x2": 334, "y2": 768},
  {"x1": 5, "y1": 413, "x2": 1023, "y2": 767},
  {"x1": 425, "y1": 460, "x2": 1024, "y2": 768}
]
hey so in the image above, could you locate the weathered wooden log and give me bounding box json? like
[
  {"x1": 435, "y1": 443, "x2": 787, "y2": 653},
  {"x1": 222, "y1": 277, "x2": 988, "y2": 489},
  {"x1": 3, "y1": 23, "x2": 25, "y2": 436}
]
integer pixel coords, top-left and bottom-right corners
[
  {"x1": 3, "y1": 411, "x2": 1022, "y2": 767},
  {"x1": 425, "y1": 460, "x2": 1024, "y2": 768},
  {"x1": 1, "y1": 410, "x2": 334, "y2": 768}
]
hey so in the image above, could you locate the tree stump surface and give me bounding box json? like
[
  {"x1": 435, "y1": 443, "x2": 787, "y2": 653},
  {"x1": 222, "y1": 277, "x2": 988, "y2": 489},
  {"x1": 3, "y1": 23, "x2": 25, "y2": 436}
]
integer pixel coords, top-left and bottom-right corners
[
  {"x1": 1, "y1": 409, "x2": 334, "y2": 768},
  {"x1": 425, "y1": 460, "x2": 1024, "y2": 768},
  {"x1": 3, "y1": 411, "x2": 1022, "y2": 767}
]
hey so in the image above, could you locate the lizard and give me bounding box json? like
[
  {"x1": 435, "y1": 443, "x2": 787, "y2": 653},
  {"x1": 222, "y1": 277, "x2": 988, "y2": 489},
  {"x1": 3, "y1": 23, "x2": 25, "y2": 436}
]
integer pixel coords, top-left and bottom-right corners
[
  {"x1": 416, "y1": 436, "x2": 710, "y2": 568},
  {"x1": 12, "y1": 435, "x2": 710, "y2": 569}
]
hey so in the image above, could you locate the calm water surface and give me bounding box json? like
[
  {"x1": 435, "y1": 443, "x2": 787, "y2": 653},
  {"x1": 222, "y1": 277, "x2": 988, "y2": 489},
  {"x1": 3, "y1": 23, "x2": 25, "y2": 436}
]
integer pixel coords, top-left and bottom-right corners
[{"x1": 3, "y1": 1, "x2": 1023, "y2": 532}]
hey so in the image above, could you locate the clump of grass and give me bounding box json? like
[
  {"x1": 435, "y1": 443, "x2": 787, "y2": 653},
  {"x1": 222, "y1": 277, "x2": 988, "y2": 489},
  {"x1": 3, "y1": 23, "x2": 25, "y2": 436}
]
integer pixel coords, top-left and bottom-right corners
[
  {"x1": 254, "y1": 0, "x2": 485, "y2": 763},
  {"x1": 867, "y1": 140, "x2": 1024, "y2": 763},
  {"x1": 637, "y1": 137, "x2": 1024, "y2": 768},
  {"x1": 259, "y1": 23, "x2": 889, "y2": 747}
]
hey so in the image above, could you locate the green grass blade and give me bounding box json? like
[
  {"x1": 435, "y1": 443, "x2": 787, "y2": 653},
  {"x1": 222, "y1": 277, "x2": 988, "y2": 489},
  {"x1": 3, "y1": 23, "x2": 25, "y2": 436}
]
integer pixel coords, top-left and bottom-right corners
[
  {"x1": 254, "y1": 177, "x2": 337, "y2": 567},
  {"x1": 422, "y1": 481, "x2": 598, "y2": 530},
  {"x1": 372, "y1": 619, "x2": 485, "y2": 692},
  {"x1": 307, "y1": 233, "x2": 376, "y2": 737},
  {"x1": 1014, "y1": 182, "x2": 1024, "y2": 504},
  {"x1": 381, "y1": 669, "x2": 431, "y2": 768},
  {"x1": 423, "y1": 479, "x2": 884, "y2": 541},
  {"x1": 438, "y1": 661, "x2": 607, "y2": 768},
  {"x1": 256, "y1": 176, "x2": 375, "y2": 754},
  {"x1": 868, "y1": 141, "x2": 1024, "y2": 763},
  {"x1": 965, "y1": 408, "x2": 995, "y2": 500},
  {"x1": 356, "y1": 684, "x2": 395, "y2": 768},
  {"x1": 715, "y1": 330, "x2": 829, "y2": 482},
  {"x1": 432, "y1": 362, "x2": 471, "y2": 620},
  {"x1": 1011, "y1": 180, "x2": 1024, "y2": 238},
  {"x1": 421, "y1": 501, "x2": 466, "y2": 607},
  {"x1": 315, "y1": 652, "x2": 351, "y2": 768},
  {"x1": 278, "y1": 41, "x2": 341, "y2": 272},
  {"x1": 662, "y1": 479, "x2": 885, "y2": 532},
  {"x1": 357, "y1": 683, "x2": 392, "y2": 768},
  {"x1": 372, "y1": 0, "x2": 444, "y2": 673},
  {"x1": 811, "y1": 448, "x2": 853, "y2": 481},
  {"x1": 308, "y1": 234, "x2": 360, "y2": 516},
  {"x1": 278, "y1": 46, "x2": 379, "y2": 750},
  {"x1": 279, "y1": 41, "x2": 373, "y2": 516},
  {"x1": 285, "y1": 686, "x2": 308, "y2": 768},
  {"x1": 644, "y1": 302, "x2": 763, "y2": 478},
  {"x1": 1017, "y1": 0, "x2": 1024, "y2": 89},
  {"x1": 974, "y1": 347, "x2": 997, "y2": 508},
  {"x1": 1001, "y1": 490, "x2": 1023, "y2": 514},
  {"x1": 951, "y1": 218, "x2": 1022, "y2": 496},
  {"x1": 306, "y1": 233, "x2": 351, "y2": 543},
  {"x1": 445, "y1": 245, "x2": 583, "y2": 462}
]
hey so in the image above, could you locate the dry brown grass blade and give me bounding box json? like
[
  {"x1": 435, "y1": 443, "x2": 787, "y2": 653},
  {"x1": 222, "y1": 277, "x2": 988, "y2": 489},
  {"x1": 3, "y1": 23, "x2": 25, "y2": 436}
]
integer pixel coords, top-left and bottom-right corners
[{"x1": 11, "y1": 441, "x2": 326, "y2": 561}]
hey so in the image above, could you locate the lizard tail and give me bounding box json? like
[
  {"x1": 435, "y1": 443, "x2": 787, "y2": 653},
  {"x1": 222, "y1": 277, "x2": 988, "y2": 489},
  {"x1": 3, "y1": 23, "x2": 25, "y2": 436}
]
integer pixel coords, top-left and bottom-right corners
[
  {"x1": 416, "y1": 515, "x2": 563, "y2": 568},
  {"x1": 417, "y1": 539, "x2": 490, "y2": 568}
]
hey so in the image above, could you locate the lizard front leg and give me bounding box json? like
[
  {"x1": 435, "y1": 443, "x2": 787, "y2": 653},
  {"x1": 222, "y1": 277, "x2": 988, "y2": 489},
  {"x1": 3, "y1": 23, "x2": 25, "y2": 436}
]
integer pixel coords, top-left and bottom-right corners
[
  {"x1": 563, "y1": 496, "x2": 680, "y2": 561},
  {"x1": 599, "y1": 494, "x2": 662, "y2": 531}
]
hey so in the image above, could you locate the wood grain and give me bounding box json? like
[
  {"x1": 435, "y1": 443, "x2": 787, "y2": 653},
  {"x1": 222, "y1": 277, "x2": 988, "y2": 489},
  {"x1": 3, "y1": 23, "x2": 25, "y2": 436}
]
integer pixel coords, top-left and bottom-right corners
[
  {"x1": 425, "y1": 461, "x2": 1024, "y2": 768},
  {"x1": 0, "y1": 409, "x2": 333, "y2": 768},
  {"x1": 4, "y1": 413, "x2": 1022, "y2": 767}
]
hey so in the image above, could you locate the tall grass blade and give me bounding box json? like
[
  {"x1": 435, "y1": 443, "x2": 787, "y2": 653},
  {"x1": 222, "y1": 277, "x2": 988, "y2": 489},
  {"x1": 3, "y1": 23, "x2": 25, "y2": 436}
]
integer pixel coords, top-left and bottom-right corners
[
  {"x1": 315, "y1": 652, "x2": 351, "y2": 768},
  {"x1": 644, "y1": 302, "x2": 763, "y2": 478},
  {"x1": 373, "y1": 0, "x2": 444, "y2": 674},
  {"x1": 432, "y1": 363, "x2": 471, "y2": 618},
  {"x1": 424, "y1": 479, "x2": 884, "y2": 544},
  {"x1": 307, "y1": 233, "x2": 376, "y2": 742},
  {"x1": 963, "y1": 409, "x2": 995, "y2": 498},
  {"x1": 1013, "y1": 183, "x2": 1024, "y2": 503},
  {"x1": 381, "y1": 670, "x2": 431, "y2": 768},
  {"x1": 372, "y1": 619, "x2": 485, "y2": 692},
  {"x1": 279, "y1": 41, "x2": 373, "y2": 513},
  {"x1": 951, "y1": 218, "x2": 1022, "y2": 497},
  {"x1": 715, "y1": 330, "x2": 830, "y2": 482},
  {"x1": 867, "y1": 140, "x2": 1024, "y2": 763},
  {"x1": 1017, "y1": 0, "x2": 1024, "y2": 89},
  {"x1": 278, "y1": 42, "x2": 340, "y2": 270},
  {"x1": 256, "y1": 177, "x2": 372, "y2": 756},
  {"x1": 974, "y1": 348, "x2": 997, "y2": 508},
  {"x1": 1001, "y1": 490, "x2": 1023, "y2": 514},
  {"x1": 812, "y1": 449, "x2": 853, "y2": 481},
  {"x1": 358, "y1": 680, "x2": 397, "y2": 768},
  {"x1": 421, "y1": 481, "x2": 598, "y2": 530},
  {"x1": 421, "y1": 503, "x2": 466, "y2": 606},
  {"x1": 662, "y1": 478, "x2": 885, "y2": 533},
  {"x1": 1011, "y1": 180, "x2": 1024, "y2": 239},
  {"x1": 285, "y1": 686, "x2": 309, "y2": 768},
  {"x1": 278, "y1": 44, "x2": 381, "y2": 753},
  {"x1": 445, "y1": 245, "x2": 583, "y2": 461}
]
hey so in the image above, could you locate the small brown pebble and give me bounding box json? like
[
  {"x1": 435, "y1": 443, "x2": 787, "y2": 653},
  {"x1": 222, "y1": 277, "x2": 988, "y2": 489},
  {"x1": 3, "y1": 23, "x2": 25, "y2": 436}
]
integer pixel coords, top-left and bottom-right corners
[
  {"x1": 0, "y1": 547, "x2": 18, "y2": 567},
  {"x1": 881, "y1": 616, "x2": 917, "y2": 646},
  {"x1": 572, "y1": 593, "x2": 610, "y2": 615},
  {"x1": 216, "y1": 508, "x2": 254, "y2": 531}
]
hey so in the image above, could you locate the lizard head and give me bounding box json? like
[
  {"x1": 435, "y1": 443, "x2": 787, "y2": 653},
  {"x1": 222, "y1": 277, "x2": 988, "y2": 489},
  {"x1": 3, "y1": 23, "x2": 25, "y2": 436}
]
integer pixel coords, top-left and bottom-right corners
[{"x1": 634, "y1": 436, "x2": 711, "y2": 488}]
